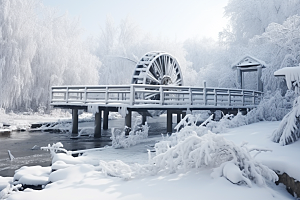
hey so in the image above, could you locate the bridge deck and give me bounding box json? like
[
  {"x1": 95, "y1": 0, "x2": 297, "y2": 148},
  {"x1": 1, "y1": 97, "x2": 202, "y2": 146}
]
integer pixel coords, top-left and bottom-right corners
[{"x1": 50, "y1": 84, "x2": 263, "y2": 111}]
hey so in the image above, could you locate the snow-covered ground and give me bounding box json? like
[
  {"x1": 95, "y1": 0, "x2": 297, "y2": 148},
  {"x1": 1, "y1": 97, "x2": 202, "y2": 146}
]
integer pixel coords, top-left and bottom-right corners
[
  {"x1": 0, "y1": 109, "x2": 72, "y2": 132},
  {"x1": 0, "y1": 117, "x2": 298, "y2": 200}
]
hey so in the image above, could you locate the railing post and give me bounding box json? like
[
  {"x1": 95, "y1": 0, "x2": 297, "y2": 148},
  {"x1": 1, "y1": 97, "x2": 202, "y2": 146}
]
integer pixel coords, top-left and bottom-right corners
[
  {"x1": 203, "y1": 81, "x2": 207, "y2": 105},
  {"x1": 105, "y1": 86, "x2": 108, "y2": 104},
  {"x1": 228, "y1": 90, "x2": 231, "y2": 106},
  {"x1": 214, "y1": 89, "x2": 217, "y2": 106},
  {"x1": 130, "y1": 85, "x2": 134, "y2": 106},
  {"x1": 160, "y1": 86, "x2": 164, "y2": 105},
  {"x1": 189, "y1": 88, "x2": 192, "y2": 105},
  {"x1": 66, "y1": 87, "x2": 69, "y2": 103},
  {"x1": 242, "y1": 90, "x2": 244, "y2": 106},
  {"x1": 84, "y1": 87, "x2": 87, "y2": 103}
]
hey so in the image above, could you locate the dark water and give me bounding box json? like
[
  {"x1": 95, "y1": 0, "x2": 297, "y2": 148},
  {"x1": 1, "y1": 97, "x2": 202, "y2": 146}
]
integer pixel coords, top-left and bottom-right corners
[{"x1": 0, "y1": 116, "x2": 172, "y2": 177}]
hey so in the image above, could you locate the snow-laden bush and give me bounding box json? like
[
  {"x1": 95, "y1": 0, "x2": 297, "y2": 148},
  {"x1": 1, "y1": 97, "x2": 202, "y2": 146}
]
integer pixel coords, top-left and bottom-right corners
[
  {"x1": 110, "y1": 116, "x2": 149, "y2": 148},
  {"x1": 155, "y1": 114, "x2": 208, "y2": 154},
  {"x1": 205, "y1": 112, "x2": 248, "y2": 133},
  {"x1": 272, "y1": 96, "x2": 300, "y2": 145},
  {"x1": 245, "y1": 90, "x2": 294, "y2": 124},
  {"x1": 151, "y1": 131, "x2": 277, "y2": 186}
]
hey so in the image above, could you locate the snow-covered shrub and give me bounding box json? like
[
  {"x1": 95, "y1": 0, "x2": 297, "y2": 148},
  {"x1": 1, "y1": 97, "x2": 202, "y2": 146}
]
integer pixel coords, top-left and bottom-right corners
[
  {"x1": 152, "y1": 131, "x2": 278, "y2": 186},
  {"x1": 260, "y1": 90, "x2": 293, "y2": 121},
  {"x1": 242, "y1": 90, "x2": 293, "y2": 125},
  {"x1": 204, "y1": 113, "x2": 248, "y2": 133},
  {"x1": 272, "y1": 96, "x2": 300, "y2": 145},
  {"x1": 110, "y1": 116, "x2": 149, "y2": 148},
  {"x1": 155, "y1": 114, "x2": 208, "y2": 154}
]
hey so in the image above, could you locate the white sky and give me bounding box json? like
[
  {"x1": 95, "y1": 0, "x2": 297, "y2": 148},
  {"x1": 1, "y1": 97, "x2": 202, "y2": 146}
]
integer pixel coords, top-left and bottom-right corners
[{"x1": 42, "y1": 0, "x2": 229, "y2": 42}]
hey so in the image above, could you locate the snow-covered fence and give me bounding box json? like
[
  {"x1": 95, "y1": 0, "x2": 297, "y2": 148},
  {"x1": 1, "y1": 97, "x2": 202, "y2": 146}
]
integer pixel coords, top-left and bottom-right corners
[{"x1": 51, "y1": 84, "x2": 263, "y2": 108}]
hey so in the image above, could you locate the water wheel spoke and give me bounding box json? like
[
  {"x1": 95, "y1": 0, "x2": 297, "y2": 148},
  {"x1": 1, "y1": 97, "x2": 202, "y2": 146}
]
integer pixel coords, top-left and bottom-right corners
[
  {"x1": 153, "y1": 60, "x2": 163, "y2": 78},
  {"x1": 146, "y1": 71, "x2": 161, "y2": 84}
]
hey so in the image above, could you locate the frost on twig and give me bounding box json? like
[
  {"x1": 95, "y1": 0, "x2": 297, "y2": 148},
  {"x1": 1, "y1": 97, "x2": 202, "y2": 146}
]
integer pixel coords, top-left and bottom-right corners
[
  {"x1": 41, "y1": 142, "x2": 69, "y2": 157},
  {"x1": 7, "y1": 150, "x2": 15, "y2": 161}
]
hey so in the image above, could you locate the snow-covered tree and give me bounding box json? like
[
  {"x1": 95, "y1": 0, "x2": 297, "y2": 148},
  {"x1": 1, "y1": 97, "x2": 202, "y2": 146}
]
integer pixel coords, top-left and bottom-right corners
[
  {"x1": 0, "y1": 0, "x2": 100, "y2": 111},
  {"x1": 249, "y1": 15, "x2": 300, "y2": 93},
  {"x1": 224, "y1": 0, "x2": 300, "y2": 44}
]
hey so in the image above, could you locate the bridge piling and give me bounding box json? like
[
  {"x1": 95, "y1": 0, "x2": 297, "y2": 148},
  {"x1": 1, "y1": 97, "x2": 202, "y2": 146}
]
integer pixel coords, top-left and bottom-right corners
[
  {"x1": 94, "y1": 109, "x2": 102, "y2": 138},
  {"x1": 72, "y1": 109, "x2": 78, "y2": 135},
  {"x1": 167, "y1": 110, "x2": 173, "y2": 133},
  {"x1": 125, "y1": 109, "x2": 132, "y2": 135},
  {"x1": 142, "y1": 114, "x2": 147, "y2": 125},
  {"x1": 103, "y1": 108, "x2": 109, "y2": 130}
]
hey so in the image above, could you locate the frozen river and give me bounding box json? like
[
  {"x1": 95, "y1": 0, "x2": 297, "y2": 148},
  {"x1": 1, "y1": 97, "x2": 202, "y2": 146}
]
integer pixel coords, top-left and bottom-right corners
[{"x1": 0, "y1": 116, "x2": 172, "y2": 177}]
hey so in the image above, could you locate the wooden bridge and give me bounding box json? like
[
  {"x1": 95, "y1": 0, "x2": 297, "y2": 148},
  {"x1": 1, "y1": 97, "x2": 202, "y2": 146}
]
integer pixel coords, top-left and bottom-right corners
[{"x1": 50, "y1": 83, "x2": 263, "y2": 137}]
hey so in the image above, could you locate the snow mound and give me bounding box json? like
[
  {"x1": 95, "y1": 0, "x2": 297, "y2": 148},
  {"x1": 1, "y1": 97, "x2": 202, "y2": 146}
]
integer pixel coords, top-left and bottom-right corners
[
  {"x1": 48, "y1": 164, "x2": 95, "y2": 183},
  {"x1": 13, "y1": 166, "x2": 51, "y2": 186},
  {"x1": 51, "y1": 161, "x2": 75, "y2": 171}
]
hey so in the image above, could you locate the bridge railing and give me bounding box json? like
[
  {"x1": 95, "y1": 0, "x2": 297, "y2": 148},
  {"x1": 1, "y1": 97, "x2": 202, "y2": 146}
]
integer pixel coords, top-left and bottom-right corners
[{"x1": 51, "y1": 84, "x2": 263, "y2": 108}]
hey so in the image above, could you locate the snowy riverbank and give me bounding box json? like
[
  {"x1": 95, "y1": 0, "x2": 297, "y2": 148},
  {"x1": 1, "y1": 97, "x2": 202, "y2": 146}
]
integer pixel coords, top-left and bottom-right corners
[{"x1": 0, "y1": 119, "x2": 298, "y2": 200}]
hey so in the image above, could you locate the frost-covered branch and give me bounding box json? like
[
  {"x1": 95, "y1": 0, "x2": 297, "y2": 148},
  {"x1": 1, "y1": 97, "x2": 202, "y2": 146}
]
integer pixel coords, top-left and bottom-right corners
[
  {"x1": 41, "y1": 142, "x2": 69, "y2": 157},
  {"x1": 272, "y1": 96, "x2": 300, "y2": 145}
]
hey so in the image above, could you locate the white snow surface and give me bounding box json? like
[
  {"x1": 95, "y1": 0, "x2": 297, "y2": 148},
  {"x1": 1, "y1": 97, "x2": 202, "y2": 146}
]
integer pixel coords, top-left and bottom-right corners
[{"x1": 2, "y1": 120, "x2": 298, "y2": 200}]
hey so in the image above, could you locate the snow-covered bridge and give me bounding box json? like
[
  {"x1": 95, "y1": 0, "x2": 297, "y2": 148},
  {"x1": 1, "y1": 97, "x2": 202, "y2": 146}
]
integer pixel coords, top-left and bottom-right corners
[
  {"x1": 50, "y1": 84, "x2": 262, "y2": 136},
  {"x1": 50, "y1": 52, "x2": 264, "y2": 137}
]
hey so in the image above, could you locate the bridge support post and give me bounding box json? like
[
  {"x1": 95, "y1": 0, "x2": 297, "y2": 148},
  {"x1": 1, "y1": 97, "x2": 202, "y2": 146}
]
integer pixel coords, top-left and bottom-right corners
[
  {"x1": 167, "y1": 110, "x2": 173, "y2": 133},
  {"x1": 182, "y1": 112, "x2": 186, "y2": 119},
  {"x1": 177, "y1": 112, "x2": 181, "y2": 123},
  {"x1": 72, "y1": 108, "x2": 78, "y2": 135},
  {"x1": 94, "y1": 108, "x2": 102, "y2": 138},
  {"x1": 103, "y1": 108, "x2": 109, "y2": 130},
  {"x1": 125, "y1": 109, "x2": 132, "y2": 135},
  {"x1": 142, "y1": 114, "x2": 147, "y2": 125}
]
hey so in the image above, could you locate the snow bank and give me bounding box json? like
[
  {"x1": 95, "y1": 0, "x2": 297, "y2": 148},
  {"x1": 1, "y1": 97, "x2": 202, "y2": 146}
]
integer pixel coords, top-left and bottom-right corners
[{"x1": 2, "y1": 119, "x2": 296, "y2": 200}]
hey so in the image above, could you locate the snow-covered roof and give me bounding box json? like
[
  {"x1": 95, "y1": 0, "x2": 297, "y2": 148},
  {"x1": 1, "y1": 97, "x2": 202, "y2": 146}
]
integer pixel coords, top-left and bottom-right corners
[
  {"x1": 231, "y1": 55, "x2": 267, "y2": 69},
  {"x1": 274, "y1": 67, "x2": 300, "y2": 90}
]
